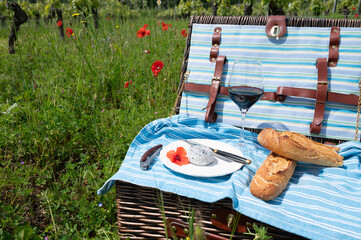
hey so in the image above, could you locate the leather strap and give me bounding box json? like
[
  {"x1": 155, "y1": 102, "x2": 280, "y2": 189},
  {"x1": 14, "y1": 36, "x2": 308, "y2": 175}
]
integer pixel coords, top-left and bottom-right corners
[
  {"x1": 184, "y1": 84, "x2": 286, "y2": 102},
  {"x1": 276, "y1": 87, "x2": 358, "y2": 105},
  {"x1": 205, "y1": 55, "x2": 226, "y2": 123},
  {"x1": 261, "y1": 91, "x2": 286, "y2": 102},
  {"x1": 166, "y1": 217, "x2": 229, "y2": 240},
  {"x1": 310, "y1": 58, "x2": 328, "y2": 134},
  {"x1": 184, "y1": 83, "x2": 358, "y2": 106},
  {"x1": 328, "y1": 27, "x2": 340, "y2": 67},
  {"x1": 184, "y1": 82, "x2": 229, "y2": 96},
  {"x1": 210, "y1": 27, "x2": 221, "y2": 62},
  {"x1": 209, "y1": 209, "x2": 253, "y2": 233},
  {"x1": 265, "y1": 15, "x2": 287, "y2": 38},
  {"x1": 277, "y1": 86, "x2": 315, "y2": 99}
]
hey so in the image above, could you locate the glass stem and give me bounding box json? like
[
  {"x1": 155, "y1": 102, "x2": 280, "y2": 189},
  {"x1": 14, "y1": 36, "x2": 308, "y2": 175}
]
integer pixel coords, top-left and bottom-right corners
[{"x1": 240, "y1": 109, "x2": 247, "y2": 146}]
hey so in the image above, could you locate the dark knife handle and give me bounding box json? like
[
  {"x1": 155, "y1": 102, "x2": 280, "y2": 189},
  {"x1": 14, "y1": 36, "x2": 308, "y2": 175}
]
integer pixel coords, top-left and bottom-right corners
[{"x1": 140, "y1": 144, "x2": 163, "y2": 162}]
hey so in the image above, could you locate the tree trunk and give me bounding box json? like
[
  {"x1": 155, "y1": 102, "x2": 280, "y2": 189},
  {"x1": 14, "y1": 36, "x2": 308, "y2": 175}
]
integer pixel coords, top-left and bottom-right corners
[
  {"x1": 268, "y1": 0, "x2": 285, "y2": 15},
  {"x1": 35, "y1": 14, "x2": 40, "y2": 26},
  {"x1": 0, "y1": 16, "x2": 6, "y2": 26},
  {"x1": 92, "y1": 8, "x2": 99, "y2": 29},
  {"x1": 212, "y1": 2, "x2": 218, "y2": 16},
  {"x1": 51, "y1": 7, "x2": 64, "y2": 39},
  {"x1": 244, "y1": 3, "x2": 253, "y2": 16},
  {"x1": 6, "y1": 2, "x2": 28, "y2": 54},
  {"x1": 342, "y1": 6, "x2": 350, "y2": 19},
  {"x1": 333, "y1": 0, "x2": 338, "y2": 13},
  {"x1": 83, "y1": 12, "x2": 88, "y2": 28}
]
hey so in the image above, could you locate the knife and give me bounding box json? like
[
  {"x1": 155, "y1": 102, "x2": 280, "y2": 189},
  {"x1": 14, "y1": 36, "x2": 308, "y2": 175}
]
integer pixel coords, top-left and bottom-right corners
[
  {"x1": 184, "y1": 140, "x2": 251, "y2": 165},
  {"x1": 140, "y1": 144, "x2": 163, "y2": 170}
]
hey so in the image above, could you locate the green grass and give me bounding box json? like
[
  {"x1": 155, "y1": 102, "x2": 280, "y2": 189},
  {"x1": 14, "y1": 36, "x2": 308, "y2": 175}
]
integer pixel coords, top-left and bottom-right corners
[{"x1": 0, "y1": 10, "x2": 188, "y2": 239}]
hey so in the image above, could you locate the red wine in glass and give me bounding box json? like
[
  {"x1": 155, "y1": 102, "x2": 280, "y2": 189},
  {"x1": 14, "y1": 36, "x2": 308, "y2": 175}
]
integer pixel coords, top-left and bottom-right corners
[{"x1": 228, "y1": 86, "x2": 264, "y2": 111}]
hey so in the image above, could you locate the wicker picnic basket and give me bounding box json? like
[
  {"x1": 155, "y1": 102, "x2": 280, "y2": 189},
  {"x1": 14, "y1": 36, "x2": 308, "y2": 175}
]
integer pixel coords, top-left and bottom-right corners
[{"x1": 115, "y1": 15, "x2": 361, "y2": 239}]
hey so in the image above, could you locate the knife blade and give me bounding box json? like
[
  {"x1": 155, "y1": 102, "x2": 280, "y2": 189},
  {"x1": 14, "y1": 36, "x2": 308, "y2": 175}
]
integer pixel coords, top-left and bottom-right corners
[
  {"x1": 184, "y1": 140, "x2": 251, "y2": 165},
  {"x1": 140, "y1": 144, "x2": 163, "y2": 170}
]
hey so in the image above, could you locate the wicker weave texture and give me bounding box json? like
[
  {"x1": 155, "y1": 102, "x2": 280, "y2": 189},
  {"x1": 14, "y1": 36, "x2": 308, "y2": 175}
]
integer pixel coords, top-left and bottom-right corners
[
  {"x1": 189, "y1": 15, "x2": 361, "y2": 27},
  {"x1": 116, "y1": 181, "x2": 308, "y2": 239}
]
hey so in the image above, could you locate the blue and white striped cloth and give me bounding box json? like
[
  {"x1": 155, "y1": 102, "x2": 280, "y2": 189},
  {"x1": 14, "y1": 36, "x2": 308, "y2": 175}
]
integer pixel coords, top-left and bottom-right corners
[
  {"x1": 180, "y1": 24, "x2": 361, "y2": 141},
  {"x1": 98, "y1": 115, "x2": 361, "y2": 240}
]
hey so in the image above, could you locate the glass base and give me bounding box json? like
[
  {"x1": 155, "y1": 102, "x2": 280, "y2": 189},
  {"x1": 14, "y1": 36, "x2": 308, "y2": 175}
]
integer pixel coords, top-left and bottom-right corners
[
  {"x1": 235, "y1": 140, "x2": 258, "y2": 153},
  {"x1": 235, "y1": 141, "x2": 249, "y2": 152}
]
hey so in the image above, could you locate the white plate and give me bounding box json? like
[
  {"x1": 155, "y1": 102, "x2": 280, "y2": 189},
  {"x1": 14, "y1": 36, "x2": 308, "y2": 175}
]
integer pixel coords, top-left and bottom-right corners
[{"x1": 159, "y1": 139, "x2": 244, "y2": 177}]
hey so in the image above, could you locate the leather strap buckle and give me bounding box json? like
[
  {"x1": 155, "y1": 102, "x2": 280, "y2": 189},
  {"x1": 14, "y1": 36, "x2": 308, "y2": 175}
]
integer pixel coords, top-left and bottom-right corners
[
  {"x1": 317, "y1": 81, "x2": 328, "y2": 85},
  {"x1": 205, "y1": 56, "x2": 227, "y2": 123},
  {"x1": 310, "y1": 58, "x2": 328, "y2": 134}
]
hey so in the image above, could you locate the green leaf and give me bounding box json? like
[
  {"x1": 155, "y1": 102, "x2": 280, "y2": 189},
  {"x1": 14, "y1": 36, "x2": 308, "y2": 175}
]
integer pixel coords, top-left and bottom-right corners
[
  {"x1": 112, "y1": 44, "x2": 121, "y2": 58},
  {"x1": 244, "y1": 223, "x2": 272, "y2": 240},
  {"x1": 0, "y1": 229, "x2": 14, "y2": 240},
  {"x1": 13, "y1": 226, "x2": 41, "y2": 240}
]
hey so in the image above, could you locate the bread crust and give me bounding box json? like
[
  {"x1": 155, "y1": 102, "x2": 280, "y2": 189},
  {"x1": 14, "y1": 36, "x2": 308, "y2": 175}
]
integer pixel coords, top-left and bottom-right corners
[
  {"x1": 257, "y1": 128, "x2": 343, "y2": 167},
  {"x1": 250, "y1": 153, "x2": 297, "y2": 201}
]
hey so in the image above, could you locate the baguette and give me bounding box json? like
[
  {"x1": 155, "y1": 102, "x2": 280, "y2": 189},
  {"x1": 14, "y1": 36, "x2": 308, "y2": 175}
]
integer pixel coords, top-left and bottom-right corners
[
  {"x1": 257, "y1": 128, "x2": 343, "y2": 167},
  {"x1": 250, "y1": 152, "x2": 297, "y2": 201}
]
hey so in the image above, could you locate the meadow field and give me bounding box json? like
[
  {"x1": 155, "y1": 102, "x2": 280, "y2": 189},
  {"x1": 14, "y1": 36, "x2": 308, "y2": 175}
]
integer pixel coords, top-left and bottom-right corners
[
  {"x1": 1, "y1": 0, "x2": 359, "y2": 238},
  {"x1": 0, "y1": 9, "x2": 188, "y2": 239}
]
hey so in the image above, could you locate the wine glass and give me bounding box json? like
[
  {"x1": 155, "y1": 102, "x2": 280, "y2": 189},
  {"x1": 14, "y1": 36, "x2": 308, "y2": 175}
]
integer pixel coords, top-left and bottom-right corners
[{"x1": 228, "y1": 59, "x2": 264, "y2": 150}]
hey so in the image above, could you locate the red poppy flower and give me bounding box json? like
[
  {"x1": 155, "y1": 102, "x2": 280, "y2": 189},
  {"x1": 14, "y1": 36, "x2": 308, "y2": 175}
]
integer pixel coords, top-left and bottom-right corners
[
  {"x1": 352, "y1": 7, "x2": 356, "y2": 10},
  {"x1": 136, "y1": 27, "x2": 151, "y2": 38},
  {"x1": 107, "y1": 17, "x2": 110, "y2": 20},
  {"x1": 181, "y1": 29, "x2": 187, "y2": 37},
  {"x1": 143, "y1": 24, "x2": 148, "y2": 28},
  {"x1": 57, "y1": 20, "x2": 62, "y2": 27},
  {"x1": 66, "y1": 28, "x2": 74, "y2": 37},
  {"x1": 151, "y1": 61, "x2": 164, "y2": 77},
  {"x1": 355, "y1": 14, "x2": 359, "y2": 18},
  {"x1": 162, "y1": 24, "x2": 169, "y2": 31},
  {"x1": 124, "y1": 81, "x2": 129, "y2": 88},
  {"x1": 161, "y1": 22, "x2": 169, "y2": 31},
  {"x1": 166, "y1": 147, "x2": 189, "y2": 166},
  {"x1": 136, "y1": 28, "x2": 145, "y2": 38}
]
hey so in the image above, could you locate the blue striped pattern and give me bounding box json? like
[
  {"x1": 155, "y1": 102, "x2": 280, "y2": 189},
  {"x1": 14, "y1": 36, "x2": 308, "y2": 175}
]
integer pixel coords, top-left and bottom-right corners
[
  {"x1": 98, "y1": 116, "x2": 361, "y2": 240},
  {"x1": 180, "y1": 24, "x2": 361, "y2": 140}
]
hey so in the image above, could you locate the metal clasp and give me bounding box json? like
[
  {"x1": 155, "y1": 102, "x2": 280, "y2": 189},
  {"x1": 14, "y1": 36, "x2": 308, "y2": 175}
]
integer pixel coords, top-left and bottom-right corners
[
  {"x1": 318, "y1": 81, "x2": 328, "y2": 85},
  {"x1": 212, "y1": 77, "x2": 221, "y2": 82},
  {"x1": 271, "y1": 25, "x2": 280, "y2": 40},
  {"x1": 227, "y1": 214, "x2": 234, "y2": 228}
]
